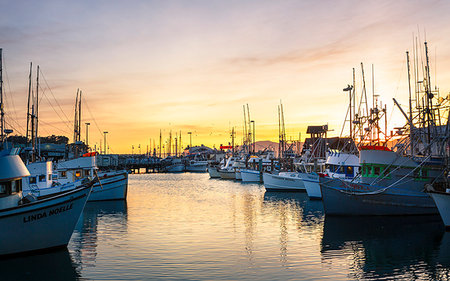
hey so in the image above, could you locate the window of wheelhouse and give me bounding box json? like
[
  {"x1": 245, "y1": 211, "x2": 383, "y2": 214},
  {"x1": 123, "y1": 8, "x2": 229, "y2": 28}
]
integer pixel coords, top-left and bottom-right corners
[
  {"x1": 0, "y1": 179, "x2": 22, "y2": 197},
  {"x1": 39, "y1": 175, "x2": 46, "y2": 182},
  {"x1": 59, "y1": 171, "x2": 67, "y2": 178},
  {"x1": 75, "y1": 170, "x2": 82, "y2": 178},
  {"x1": 29, "y1": 176, "x2": 37, "y2": 184},
  {"x1": 84, "y1": 169, "x2": 90, "y2": 177}
]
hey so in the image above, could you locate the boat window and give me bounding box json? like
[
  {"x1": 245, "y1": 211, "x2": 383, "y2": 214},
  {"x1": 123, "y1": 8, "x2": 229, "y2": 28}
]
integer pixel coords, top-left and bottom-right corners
[
  {"x1": 75, "y1": 170, "x2": 82, "y2": 178},
  {"x1": 29, "y1": 176, "x2": 37, "y2": 184},
  {"x1": 339, "y1": 166, "x2": 345, "y2": 173},
  {"x1": 48, "y1": 174, "x2": 52, "y2": 181},
  {"x1": 11, "y1": 179, "x2": 21, "y2": 193},
  {"x1": 346, "y1": 166, "x2": 353, "y2": 176},
  {"x1": 84, "y1": 170, "x2": 90, "y2": 177},
  {"x1": 374, "y1": 166, "x2": 380, "y2": 176},
  {"x1": 0, "y1": 183, "x2": 6, "y2": 195},
  {"x1": 39, "y1": 175, "x2": 46, "y2": 182}
]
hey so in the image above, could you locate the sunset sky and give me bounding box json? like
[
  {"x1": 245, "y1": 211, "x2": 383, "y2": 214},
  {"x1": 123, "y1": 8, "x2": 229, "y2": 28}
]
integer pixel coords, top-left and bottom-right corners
[{"x1": 2, "y1": 0, "x2": 450, "y2": 153}]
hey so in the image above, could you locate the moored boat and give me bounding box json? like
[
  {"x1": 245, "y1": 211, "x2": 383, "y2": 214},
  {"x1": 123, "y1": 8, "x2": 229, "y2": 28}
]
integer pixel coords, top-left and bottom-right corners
[
  {"x1": 429, "y1": 191, "x2": 450, "y2": 230},
  {"x1": 263, "y1": 172, "x2": 305, "y2": 191},
  {"x1": 0, "y1": 152, "x2": 93, "y2": 257}
]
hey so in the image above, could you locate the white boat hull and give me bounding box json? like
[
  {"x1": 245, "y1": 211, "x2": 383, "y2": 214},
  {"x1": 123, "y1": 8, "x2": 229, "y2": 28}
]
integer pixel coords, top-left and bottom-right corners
[
  {"x1": 91, "y1": 171, "x2": 128, "y2": 201},
  {"x1": 166, "y1": 164, "x2": 184, "y2": 173},
  {"x1": 298, "y1": 173, "x2": 322, "y2": 199},
  {"x1": 186, "y1": 164, "x2": 207, "y2": 172},
  {"x1": 263, "y1": 172, "x2": 305, "y2": 191},
  {"x1": 240, "y1": 169, "x2": 261, "y2": 183},
  {"x1": 430, "y1": 192, "x2": 450, "y2": 229},
  {"x1": 219, "y1": 170, "x2": 236, "y2": 180},
  {"x1": 0, "y1": 184, "x2": 92, "y2": 256},
  {"x1": 208, "y1": 167, "x2": 221, "y2": 178}
]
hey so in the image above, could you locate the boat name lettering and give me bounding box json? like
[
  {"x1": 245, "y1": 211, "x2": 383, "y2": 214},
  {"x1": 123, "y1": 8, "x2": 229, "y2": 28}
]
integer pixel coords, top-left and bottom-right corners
[
  {"x1": 339, "y1": 182, "x2": 370, "y2": 191},
  {"x1": 23, "y1": 203, "x2": 73, "y2": 223}
]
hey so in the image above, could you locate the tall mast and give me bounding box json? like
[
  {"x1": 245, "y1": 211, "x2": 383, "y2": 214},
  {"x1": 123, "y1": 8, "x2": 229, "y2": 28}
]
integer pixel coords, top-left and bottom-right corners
[
  {"x1": 159, "y1": 129, "x2": 162, "y2": 158},
  {"x1": 26, "y1": 62, "x2": 32, "y2": 144},
  {"x1": 243, "y1": 105, "x2": 248, "y2": 153},
  {"x1": 406, "y1": 51, "x2": 414, "y2": 156},
  {"x1": 74, "y1": 89, "x2": 79, "y2": 142},
  {"x1": 35, "y1": 65, "x2": 40, "y2": 154},
  {"x1": 0, "y1": 49, "x2": 3, "y2": 142},
  {"x1": 78, "y1": 90, "x2": 82, "y2": 142}
]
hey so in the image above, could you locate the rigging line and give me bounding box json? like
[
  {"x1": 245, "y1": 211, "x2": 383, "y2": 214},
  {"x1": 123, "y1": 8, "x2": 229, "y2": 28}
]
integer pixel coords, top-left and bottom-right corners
[
  {"x1": 39, "y1": 119, "x2": 72, "y2": 135},
  {"x1": 5, "y1": 115, "x2": 25, "y2": 134},
  {"x1": 38, "y1": 85, "x2": 72, "y2": 131},
  {"x1": 5, "y1": 120, "x2": 24, "y2": 136},
  {"x1": 83, "y1": 95, "x2": 103, "y2": 136},
  {"x1": 2, "y1": 57, "x2": 20, "y2": 123},
  {"x1": 38, "y1": 69, "x2": 72, "y2": 124},
  {"x1": 387, "y1": 57, "x2": 407, "y2": 130}
]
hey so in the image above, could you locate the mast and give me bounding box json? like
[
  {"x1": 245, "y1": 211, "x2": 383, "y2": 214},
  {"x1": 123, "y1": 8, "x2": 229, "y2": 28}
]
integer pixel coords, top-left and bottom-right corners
[
  {"x1": 0, "y1": 49, "x2": 3, "y2": 142},
  {"x1": 26, "y1": 62, "x2": 32, "y2": 144},
  {"x1": 159, "y1": 129, "x2": 162, "y2": 158},
  {"x1": 243, "y1": 105, "x2": 248, "y2": 153},
  {"x1": 406, "y1": 51, "x2": 414, "y2": 156},
  {"x1": 78, "y1": 90, "x2": 82, "y2": 142},
  {"x1": 74, "y1": 89, "x2": 79, "y2": 143},
  {"x1": 35, "y1": 65, "x2": 40, "y2": 155}
]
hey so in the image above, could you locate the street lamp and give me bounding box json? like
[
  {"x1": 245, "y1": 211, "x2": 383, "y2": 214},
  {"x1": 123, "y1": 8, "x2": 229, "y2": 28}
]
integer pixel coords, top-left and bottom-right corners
[
  {"x1": 188, "y1": 132, "x2": 192, "y2": 148},
  {"x1": 250, "y1": 120, "x2": 255, "y2": 153},
  {"x1": 85, "y1": 122, "x2": 90, "y2": 149},
  {"x1": 103, "y1": 131, "x2": 108, "y2": 154}
]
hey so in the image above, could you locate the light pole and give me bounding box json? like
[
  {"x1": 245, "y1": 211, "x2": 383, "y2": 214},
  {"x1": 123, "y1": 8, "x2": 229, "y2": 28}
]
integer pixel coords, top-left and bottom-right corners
[
  {"x1": 251, "y1": 120, "x2": 255, "y2": 153},
  {"x1": 188, "y1": 132, "x2": 192, "y2": 148},
  {"x1": 85, "y1": 122, "x2": 90, "y2": 149},
  {"x1": 103, "y1": 131, "x2": 108, "y2": 154}
]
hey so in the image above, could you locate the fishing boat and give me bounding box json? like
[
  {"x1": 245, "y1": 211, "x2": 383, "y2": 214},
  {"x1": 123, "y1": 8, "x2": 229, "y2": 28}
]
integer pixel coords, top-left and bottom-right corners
[
  {"x1": 321, "y1": 41, "x2": 448, "y2": 216},
  {"x1": 218, "y1": 156, "x2": 237, "y2": 180},
  {"x1": 263, "y1": 171, "x2": 306, "y2": 191},
  {"x1": 429, "y1": 190, "x2": 450, "y2": 229},
  {"x1": 56, "y1": 154, "x2": 128, "y2": 201},
  {"x1": 161, "y1": 156, "x2": 184, "y2": 173},
  {"x1": 302, "y1": 151, "x2": 359, "y2": 199},
  {"x1": 0, "y1": 151, "x2": 93, "y2": 256}
]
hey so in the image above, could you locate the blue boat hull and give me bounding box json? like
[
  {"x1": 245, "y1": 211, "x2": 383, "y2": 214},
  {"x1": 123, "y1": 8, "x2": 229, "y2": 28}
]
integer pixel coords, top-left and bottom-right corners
[{"x1": 320, "y1": 177, "x2": 438, "y2": 216}]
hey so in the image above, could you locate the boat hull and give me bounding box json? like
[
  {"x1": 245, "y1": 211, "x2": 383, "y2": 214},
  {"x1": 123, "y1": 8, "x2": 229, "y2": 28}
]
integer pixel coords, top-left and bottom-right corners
[
  {"x1": 320, "y1": 177, "x2": 438, "y2": 216},
  {"x1": 235, "y1": 170, "x2": 242, "y2": 180},
  {"x1": 430, "y1": 192, "x2": 450, "y2": 229},
  {"x1": 263, "y1": 172, "x2": 305, "y2": 191},
  {"x1": 165, "y1": 164, "x2": 185, "y2": 173},
  {"x1": 240, "y1": 169, "x2": 261, "y2": 183},
  {"x1": 208, "y1": 167, "x2": 221, "y2": 178},
  {"x1": 219, "y1": 170, "x2": 236, "y2": 180},
  {"x1": 298, "y1": 173, "x2": 321, "y2": 199},
  {"x1": 0, "y1": 184, "x2": 92, "y2": 256},
  {"x1": 186, "y1": 164, "x2": 207, "y2": 173},
  {"x1": 91, "y1": 171, "x2": 128, "y2": 201}
]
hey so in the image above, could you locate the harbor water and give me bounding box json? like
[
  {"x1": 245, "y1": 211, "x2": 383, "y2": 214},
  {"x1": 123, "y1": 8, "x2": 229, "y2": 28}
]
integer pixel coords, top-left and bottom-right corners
[{"x1": 2, "y1": 173, "x2": 450, "y2": 280}]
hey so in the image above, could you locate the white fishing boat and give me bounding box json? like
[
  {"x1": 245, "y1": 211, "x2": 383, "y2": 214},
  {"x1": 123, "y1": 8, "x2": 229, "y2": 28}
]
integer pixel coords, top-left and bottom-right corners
[
  {"x1": 219, "y1": 156, "x2": 237, "y2": 180},
  {"x1": 0, "y1": 152, "x2": 93, "y2": 257},
  {"x1": 185, "y1": 160, "x2": 208, "y2": 172},
  {"x1": 301, "y1": 151, "x2": 359, "y2": 199},
  {"x1": 263, "y1": 172, "x2": 305, "y2": 191},
  {"x1": 162, "y1": 156, "x2": 184, "y2": 173},
  {"x1": 208, "y1": 165, "x2": 221, "y2": 178},
  {"x1": 56, "y1": 155, "x2": 128, "y2": 201},
  {"x1": 429, "y1": 190, "x2": 450, "y2": 230},
  {"x1": 240, "y1": 169, "x2": 261, "y2": 183}
]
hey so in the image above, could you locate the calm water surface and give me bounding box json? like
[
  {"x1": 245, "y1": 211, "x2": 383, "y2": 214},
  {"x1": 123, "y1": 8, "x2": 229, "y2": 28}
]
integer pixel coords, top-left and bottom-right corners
[{"x1": 2, "y1": 173, "x2": 450, "y2": 280}]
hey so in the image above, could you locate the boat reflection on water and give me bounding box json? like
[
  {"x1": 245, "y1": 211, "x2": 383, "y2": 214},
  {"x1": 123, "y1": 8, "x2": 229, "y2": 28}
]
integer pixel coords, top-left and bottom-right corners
[
  {"x1": 321, "y1": 215, "x2": 449, "y2": 280},
  {"x1": 0, "y1": 249, "x2": 79, "y2": 281},
  {"x1": 69, "y1": 200, "x2": 128, "y2": 270},
  {"x1": 263, "y1": 191, "x2": 324, "y2": 224}
]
